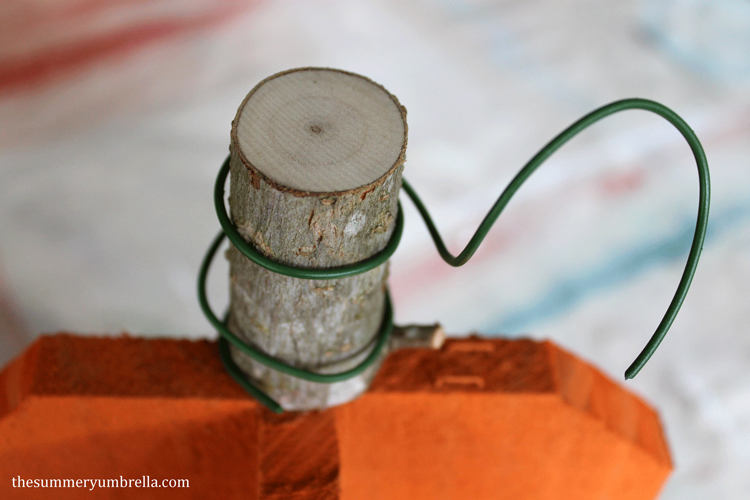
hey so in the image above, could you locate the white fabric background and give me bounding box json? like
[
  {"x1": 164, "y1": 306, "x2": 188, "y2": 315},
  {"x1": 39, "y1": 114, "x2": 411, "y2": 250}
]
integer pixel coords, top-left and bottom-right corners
[{"x1": 1, "y1": 0, "x2": 749, "y2": 497}]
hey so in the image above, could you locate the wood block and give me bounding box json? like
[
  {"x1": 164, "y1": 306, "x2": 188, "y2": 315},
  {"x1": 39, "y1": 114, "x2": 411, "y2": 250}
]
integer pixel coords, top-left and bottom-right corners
[
  {"x1": 0, "y1": 335, "x2": 259, "y2": 499},
  {"x1": 0, "y1": 334, "x2": 671, "y2": 499},
  {"x1": 337, "y1": 337, "x2": 672, "y2": 500}
]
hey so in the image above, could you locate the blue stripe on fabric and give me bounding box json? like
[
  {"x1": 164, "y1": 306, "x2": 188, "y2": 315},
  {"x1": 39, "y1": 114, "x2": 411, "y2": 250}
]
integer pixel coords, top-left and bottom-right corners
[{"x1": 483, "y1": 204, "x2": 746, "y2": 335}]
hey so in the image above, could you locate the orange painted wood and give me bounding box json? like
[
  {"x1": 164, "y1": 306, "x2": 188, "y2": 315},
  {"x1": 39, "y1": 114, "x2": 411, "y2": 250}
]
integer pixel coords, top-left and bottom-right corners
[
  {"x1": 259, "y1": 410, "x2": 339, "y2": 500},
  {"x1": 0, "y1": 334, "x2": 671, "y2": 499},
  {"x1": 337, "y1": 337, "x2": 672, "y2": 500},
  {"x1": 0, "y1": 335, "x2": 260, "y2": 500}
]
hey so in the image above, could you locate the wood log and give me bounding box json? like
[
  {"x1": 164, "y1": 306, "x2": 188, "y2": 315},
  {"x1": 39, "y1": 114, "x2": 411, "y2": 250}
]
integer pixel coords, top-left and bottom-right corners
[{"x1": 226, "y1": 67, "x2": 407, "y2": 410}]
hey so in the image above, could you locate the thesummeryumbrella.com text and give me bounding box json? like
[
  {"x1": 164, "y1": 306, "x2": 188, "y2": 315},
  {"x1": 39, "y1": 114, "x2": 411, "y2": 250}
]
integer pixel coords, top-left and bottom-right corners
[{"x1": 13, "y1": 476, "x2": 189, "y2": 490}]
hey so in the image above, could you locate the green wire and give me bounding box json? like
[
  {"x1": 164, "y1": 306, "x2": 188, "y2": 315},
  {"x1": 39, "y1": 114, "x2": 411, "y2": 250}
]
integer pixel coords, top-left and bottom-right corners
[
  {"x1": 403, "y1": 98, "x2": 710, "y2": 379},
  {"x1": 214, "y1": 157, "x2": 404, "y2": 280},
  {"x1": 218, "y1": 336, "x2": 284, "y2": 413},
  {"x1": 199, "y1": 97, "x2": 709, "y2": 411},
  {"x1": 198, "y1": 227, "x2": 394, "y2": 411}
]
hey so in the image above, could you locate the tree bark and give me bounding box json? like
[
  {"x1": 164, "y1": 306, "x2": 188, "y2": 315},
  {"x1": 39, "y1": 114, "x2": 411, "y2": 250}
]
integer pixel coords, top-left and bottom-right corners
[{"x1": 226, "y1": 67, "x2": 407, "y2": 410}]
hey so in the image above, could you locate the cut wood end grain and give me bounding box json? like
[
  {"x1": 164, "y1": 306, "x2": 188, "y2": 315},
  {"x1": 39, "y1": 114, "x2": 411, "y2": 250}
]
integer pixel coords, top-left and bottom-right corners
[
  {"x1": 232, "y1": 67, "x2": 407, "y2": 194},
  {"x1": 389, "y1": 323, "x2": 445, "y2": 350}
]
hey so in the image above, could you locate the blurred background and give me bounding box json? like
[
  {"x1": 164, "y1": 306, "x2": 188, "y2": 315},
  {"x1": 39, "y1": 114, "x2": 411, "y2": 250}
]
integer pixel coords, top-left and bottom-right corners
[{"x1": 1, "y1": 0, "x2": 749, "y2": 497}]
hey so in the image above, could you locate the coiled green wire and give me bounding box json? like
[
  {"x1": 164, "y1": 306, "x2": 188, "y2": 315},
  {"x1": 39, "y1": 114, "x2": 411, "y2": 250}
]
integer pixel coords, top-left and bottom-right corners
[
  {"x1": 199, "y1": 97, "x2": 710, "y2": 412},
  {"x1": 198, "y1": 226, "x2": 395, "y2": 413},
  {"x1": 199, "y1": 158, "x2": 401, "y2": 412}
]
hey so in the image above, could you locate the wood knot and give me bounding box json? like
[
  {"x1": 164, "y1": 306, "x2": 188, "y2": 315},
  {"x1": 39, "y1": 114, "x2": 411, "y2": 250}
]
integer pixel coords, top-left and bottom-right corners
[{"x1": 306, "y1": 120, "x2": 332, "y2": 138}]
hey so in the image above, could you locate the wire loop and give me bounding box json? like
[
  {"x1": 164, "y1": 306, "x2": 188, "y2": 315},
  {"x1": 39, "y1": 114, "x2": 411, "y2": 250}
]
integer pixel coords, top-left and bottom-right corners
[
  {"x1": 214, "y1": 157, "x2": 404, "y2": 280},
  {"x1": 402, "y1": 98, "x2": 710, "y2": 379},
  {"x1": 198, "y1": 97, "x2": 710, "y2": 413},
  {"x1": 198, "y1": 228, "x2": 395, "y2": 413}
]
